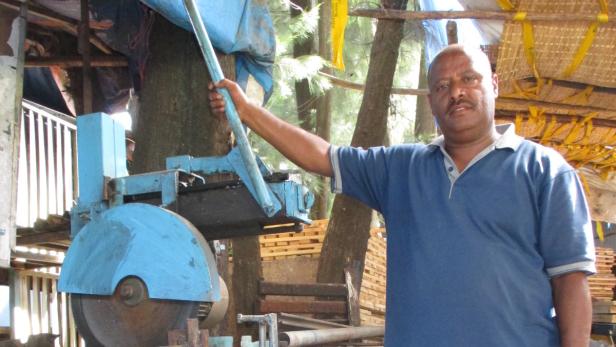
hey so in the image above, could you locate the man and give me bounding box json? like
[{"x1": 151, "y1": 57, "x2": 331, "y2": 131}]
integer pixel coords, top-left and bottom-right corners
[{"x1": 209, "y1": 45, "x2": 595, "y2": 346}]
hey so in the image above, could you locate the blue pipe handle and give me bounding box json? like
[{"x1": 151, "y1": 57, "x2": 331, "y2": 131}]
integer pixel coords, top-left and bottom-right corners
[{"x1": 183, "y1": 0, "x2": 276, "y2": 216}]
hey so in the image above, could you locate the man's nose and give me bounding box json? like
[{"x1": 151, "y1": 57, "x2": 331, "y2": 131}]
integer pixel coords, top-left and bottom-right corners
[{"x1": 448, "y1": 80, "x2": 466, "y2": 100}]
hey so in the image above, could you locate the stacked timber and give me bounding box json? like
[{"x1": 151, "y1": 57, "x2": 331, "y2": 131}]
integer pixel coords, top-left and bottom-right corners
[
  {"x1": 259, "y1": 219, "x2": 388, "y2": 326},
  {"x1": 259, "y1": 220, "x2": 328, "y2": 260},
  {"x1": 359, "y1": 228, "x2": 387, "y2": 326},
  {"x1": 593, "y1": 300, "x2": 616, "y2": 323},
  {"x1": 589, "y1": 247, "x2": 616, "y2": 301}
]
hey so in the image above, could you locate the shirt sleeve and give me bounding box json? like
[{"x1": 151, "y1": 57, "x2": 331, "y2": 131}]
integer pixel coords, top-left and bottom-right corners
[
  {"x1": 538, "y1": 170, "x2": 596, "y2": 277},
  {"x1": 329, "y1": 145, "x2": 390, "y2": 212}
]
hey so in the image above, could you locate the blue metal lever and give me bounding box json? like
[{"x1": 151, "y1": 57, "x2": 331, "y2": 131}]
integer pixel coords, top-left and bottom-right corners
[{"x1": 183, "y1": 0, "x2": 277, "y2": 217}]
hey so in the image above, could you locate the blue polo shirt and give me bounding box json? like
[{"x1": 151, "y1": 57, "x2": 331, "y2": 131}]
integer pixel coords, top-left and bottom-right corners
[{"x1": 330, "y1": 124, "x2": 595, "y2": 346}]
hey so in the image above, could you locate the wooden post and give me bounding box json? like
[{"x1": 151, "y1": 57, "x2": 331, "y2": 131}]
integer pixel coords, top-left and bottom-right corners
[
  {"x1": 446, "y1": 20, "x2": 458, "y2": 45},
  {"x1": 0, "y1": 1, "x2": 25, "y2": 269},
  {"x1": 79, "y1": 0, "x2": 92, "y2": 114}
]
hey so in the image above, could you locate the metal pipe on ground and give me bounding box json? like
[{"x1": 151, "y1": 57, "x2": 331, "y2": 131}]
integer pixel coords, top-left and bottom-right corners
[{"x1": 278, "y1": 326, "x2": 384, "y2": 347}]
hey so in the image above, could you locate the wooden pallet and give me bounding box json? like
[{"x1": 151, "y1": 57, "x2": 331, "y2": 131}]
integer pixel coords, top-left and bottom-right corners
[{"x1": 589, "y1": 247, "x2": 616, "y2": 301}]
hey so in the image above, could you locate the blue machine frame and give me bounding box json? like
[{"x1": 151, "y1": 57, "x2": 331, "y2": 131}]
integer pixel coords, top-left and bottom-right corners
[{"x1": 59, "y1": 113, "x2": 313, "y2": 302}]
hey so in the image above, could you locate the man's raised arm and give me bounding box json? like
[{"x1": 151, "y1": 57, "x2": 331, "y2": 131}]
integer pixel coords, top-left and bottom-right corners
[{"x1": 208, "y1": 79, "x2": 333, "y2": 177}]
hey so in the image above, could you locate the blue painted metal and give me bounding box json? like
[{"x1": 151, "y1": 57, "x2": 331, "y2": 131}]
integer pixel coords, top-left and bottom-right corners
[
  {"x1": 72, "y1": 113, "x2": 128, "y2": 236},
  {"x1": 209, "y1": 336, "x2": 234, "y2": 347},
  {"x1": 59, "y1": 203, "x2": 221, "y2": 302},
  {"x1": 269, "y1": 182, "x2": 313, "y2": 224},
  {"x1": 167, "y1": 148, "x2": 281, "y2": 215},
  {"x1": 76, "y1": 113, "x2": 128, "y2": 206},
  {"x1": 182, "y1": 0, "x2": 277, "y2": 217},
  {"x1": 109, "y1": 170, "x2": 191, "y2": 209}
]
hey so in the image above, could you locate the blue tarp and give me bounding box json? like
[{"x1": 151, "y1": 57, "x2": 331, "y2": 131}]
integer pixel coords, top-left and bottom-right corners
[{"x1": 141, "y1": 0, "x2": 276, "y2": 100}]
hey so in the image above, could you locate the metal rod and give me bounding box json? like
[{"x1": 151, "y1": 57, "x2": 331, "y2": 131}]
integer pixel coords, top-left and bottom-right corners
[
  {"x1": 259, "y1": 322, "x2": 266, "y2": 347},
  {"x1": 182, "y1": 0, "x2": 276, "y2": 217},
  {"x1": 267, "y1": 313, "x2": 278, "y2": 347},
  {"x1": 279, "y1": 326, "x2": 385, "y2": 346}
]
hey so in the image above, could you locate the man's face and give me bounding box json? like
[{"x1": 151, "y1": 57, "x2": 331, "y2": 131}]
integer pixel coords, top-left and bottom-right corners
[{"x1": 427, "y1": 50, "x2": 498, "y2": 144}]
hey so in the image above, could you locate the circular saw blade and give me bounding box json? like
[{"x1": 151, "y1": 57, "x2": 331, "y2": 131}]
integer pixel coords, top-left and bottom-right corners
[{"x1": 72, "y1": 278, "x2": 200, "y2": 347}]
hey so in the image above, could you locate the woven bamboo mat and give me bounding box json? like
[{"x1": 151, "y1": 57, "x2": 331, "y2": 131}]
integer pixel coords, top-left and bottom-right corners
[
  {"x1": 496, "y1": 0, "x2": 616, "y2": 89},
  {"x1": 493, "y1": 0, "x2": 616, "y2": 182}
]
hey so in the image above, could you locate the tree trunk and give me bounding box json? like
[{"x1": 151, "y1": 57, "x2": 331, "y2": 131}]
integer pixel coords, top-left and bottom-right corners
[
  {"x1": 291, "y1": 0, "x2": 316, "y2": 132},
  {"x1": 414, "y1": 47, "x2": 435, "y2": 138},
  {"x1": 133, "y1": 14, "x2": 261, "y2": 342},
  {"x1": 317, "y1": 0, "x2": 408, "y2": 287},
  {"x1": 313, "y1": 0, "x2": 332, "y2": 220}
]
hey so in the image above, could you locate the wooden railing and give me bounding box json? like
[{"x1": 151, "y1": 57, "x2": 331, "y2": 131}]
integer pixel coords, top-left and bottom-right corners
[
  {"x1": 16, "y1": 100, "x2": 77, "y2": 228},
  {"x1": 12, "y1": 269, "x2": 83, "y2": 346}
]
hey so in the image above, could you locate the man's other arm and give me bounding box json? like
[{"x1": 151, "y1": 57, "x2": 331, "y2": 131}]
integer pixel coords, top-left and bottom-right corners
[
  {"x1": 209, "y1": 79, "x2": 332, "y2": 177},
  {"x1": 551, "y1": 271, "x2": 591, "y2": 347}
]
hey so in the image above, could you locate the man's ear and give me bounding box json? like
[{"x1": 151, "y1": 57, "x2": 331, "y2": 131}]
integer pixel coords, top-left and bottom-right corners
[{"x1": 492, "y1": 73, "x2": 499, "y2": 97}]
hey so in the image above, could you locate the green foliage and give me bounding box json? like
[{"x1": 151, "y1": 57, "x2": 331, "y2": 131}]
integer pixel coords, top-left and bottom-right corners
[{"x1": 252, "y1": 0, "x2": 425, "y2": 185}]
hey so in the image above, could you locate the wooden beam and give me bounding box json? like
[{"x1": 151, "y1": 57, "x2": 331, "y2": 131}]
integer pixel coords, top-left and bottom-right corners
[
  {"x1": 349, "y1": 8, "x2": 615, "y2": 22},
  {"x1": 25, "y1": 55, "x2": 128, "y2": 68},
  {"x1": 11, "y1": 248, "x2": 64, "y2": 265},
  {"x1": 80, "y1": 0, "x2": 92, "y2": 113},
  {"x1": 17, "y1": 230, "x2": 70, "y2": 246},
  {"x1": 0, "y1": 0, "x2": 113, "y2": 54},
  {"x1": 0, "y1": 2, "x2": 25, "y2": 269},
  {"x1": 318, "y1": 71, "x2": 428, "y2": 96},
  {"x1": 496, "y1": 112, "x2": 616, "y2": 129},
  {"x1": 259, "y1": 281, "x2": 348, "y2": 297},
  {"x1": 497, "y1": 97, "x2": 616, "y2": 115}
]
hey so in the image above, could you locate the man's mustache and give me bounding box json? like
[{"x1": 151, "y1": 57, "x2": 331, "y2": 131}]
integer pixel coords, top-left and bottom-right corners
[{"x1": 447, "y1": 98, "x2": 475, "y2": 114}]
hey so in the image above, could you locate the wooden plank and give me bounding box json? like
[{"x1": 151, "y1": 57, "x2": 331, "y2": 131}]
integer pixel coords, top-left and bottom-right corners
[
  {"x1": 17, "y1": 230, "x2": 70, "y2": 245},
  {"x1": 259, "y1": 281, "x2": 348, "y2": 297},
  {"x1": 60, "y1": 292, "x2": 68, "y2": 347},
  {"x1": 593, "y1": 314, "x2": 616, "y2": 323},
  {"x1": 51, "y1": 279, "x2": 60, "y2": 336},
  {"x1": 55, "y1": 122, "x2": 64, "y2": 214},
  {"x1": 28, "y1": 110, "x2": 38, "y2": 224},
  {"x1": 260, "y1": 234, "x2": 325, "y2": 244},
  {"x1": 31, "y1": 276, "x2": 40, "y2": 334},
  {"x1": 36, "y1": 112, "x2": 48, "y2": 220},
  {"x1": 257, "y1": 299, "x2": 347, "y2": 315},
  {"x1": 26, "y1": 55, "x2": 128, "y2": 68},
  {"x1": 349, "y1": 8, "x2": 614, "y2": 22},
  {"x1": 41, "y1": 277, "x2": 49, "y2": 333},
  {"x1": 46, "y1": 118, "x2": 56, "y2": 216}
]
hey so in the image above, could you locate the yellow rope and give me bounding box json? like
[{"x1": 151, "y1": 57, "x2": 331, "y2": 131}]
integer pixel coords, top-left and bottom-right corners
[
  {"x1": 496, "y1": 0, "x2": 515, "y2": 11},
  {"x1": 515, "y1": 113, "x2": 524, "y2": 133},
  {"x1": 561, "y1": 0, "x2": 609, "y2": 77},
  {"x1": 560, "y1": 85, "x2": 594, "y2": 106},
  {"x1": 539, "y1": 116, "x2": 558, "y2": 144},
  {"x1": 562, "y1": 113, "x2": 596, "y2": 145},
  {"x1": 596, "y1": 221, "x2": 605, "y2": 241},
  {"x1": 331, "y1": 0, "x2": 348, "y2": 70}
]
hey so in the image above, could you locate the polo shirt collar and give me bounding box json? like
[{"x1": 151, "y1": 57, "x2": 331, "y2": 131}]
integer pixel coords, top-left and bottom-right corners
[{"x1": 427, "y1": 123, "x2": 523, "y2": 151}]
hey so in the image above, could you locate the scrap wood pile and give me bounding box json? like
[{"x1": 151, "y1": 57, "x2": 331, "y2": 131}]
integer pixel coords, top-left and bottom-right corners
[
  {"x1": 590, "y1": 247, "x2": 616, "y2": 300},
  {"x1": 259, "y1": 219, "x2": 328, "y2": 260},
  {"x1": 493, "y1": 0, "x2": 616, "y2": 188},
  {"x1": 259, "y1": 220, "x2": 387, "y2": 326},
  {"x1": 359, "y1": 228, "x2": 387, "y2": 326},
  {"x1": 592, "y1": 247, "x2": 616, "y2": 322}
]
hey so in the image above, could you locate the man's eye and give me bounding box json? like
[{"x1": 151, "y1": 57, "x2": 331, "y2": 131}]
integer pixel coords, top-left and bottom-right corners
[
  {"x1": 463, "y1": 75, "x2": 478, "y2": 83},
  {"x1": 436, "y1": 83, "x2": 448, "y2": 92}
]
